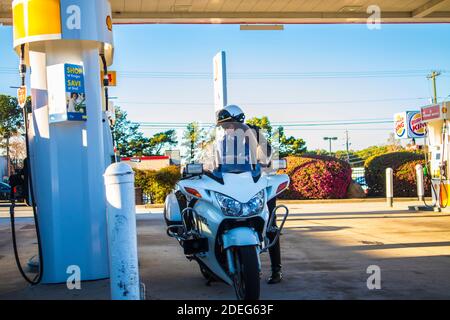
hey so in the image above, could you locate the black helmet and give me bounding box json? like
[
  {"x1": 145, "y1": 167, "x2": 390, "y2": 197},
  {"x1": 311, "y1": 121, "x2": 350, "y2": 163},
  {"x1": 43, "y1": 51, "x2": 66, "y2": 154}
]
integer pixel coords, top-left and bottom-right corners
[{"x1": 217, "y1": 105, "x2": 245, "y2": 124}]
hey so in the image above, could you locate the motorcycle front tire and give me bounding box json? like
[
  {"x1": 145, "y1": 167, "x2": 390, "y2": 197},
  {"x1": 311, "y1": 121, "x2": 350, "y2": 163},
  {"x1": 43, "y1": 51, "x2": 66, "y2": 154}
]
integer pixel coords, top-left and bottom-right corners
[{"x1": 232, "y1": 246, "x2": 260, "y2": 300}]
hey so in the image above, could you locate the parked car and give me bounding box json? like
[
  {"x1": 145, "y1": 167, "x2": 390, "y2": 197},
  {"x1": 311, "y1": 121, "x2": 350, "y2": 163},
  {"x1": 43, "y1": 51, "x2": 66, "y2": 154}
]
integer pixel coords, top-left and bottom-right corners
[{"x1": 0, "y1": 182, "x2": 11, "y2": 200}]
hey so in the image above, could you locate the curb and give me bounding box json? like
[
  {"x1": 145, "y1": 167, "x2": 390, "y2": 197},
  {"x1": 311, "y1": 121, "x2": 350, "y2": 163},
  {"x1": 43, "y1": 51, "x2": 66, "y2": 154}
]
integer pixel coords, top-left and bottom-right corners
[
  {"x1": 140, "y1": 197, "x2": 431, "y2": 209},
  {"x1": 277, "y1": 197, "x2": 430, "y2": 204}
]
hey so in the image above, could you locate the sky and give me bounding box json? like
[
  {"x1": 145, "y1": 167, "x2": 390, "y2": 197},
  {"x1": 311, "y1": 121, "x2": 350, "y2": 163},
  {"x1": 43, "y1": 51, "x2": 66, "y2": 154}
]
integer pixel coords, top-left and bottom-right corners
[{"x1": 2, "y1": 23, "x2": 450, "y2": 151}]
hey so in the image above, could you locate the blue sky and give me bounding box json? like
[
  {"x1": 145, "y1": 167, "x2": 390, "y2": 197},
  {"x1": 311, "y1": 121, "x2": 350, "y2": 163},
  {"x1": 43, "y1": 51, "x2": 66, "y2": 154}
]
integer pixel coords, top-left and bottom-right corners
[{"x1": 2, "y1": 23, "x2": 450, "y2": 151}]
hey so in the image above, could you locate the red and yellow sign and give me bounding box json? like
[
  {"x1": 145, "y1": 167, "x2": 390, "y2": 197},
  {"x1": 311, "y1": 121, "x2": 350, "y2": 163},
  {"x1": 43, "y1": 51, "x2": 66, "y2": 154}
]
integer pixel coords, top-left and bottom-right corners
[
  {"x1": 421, "y1": 104, "x2": 442, "y2": 122},
  {"x1": 101, "y1": 71, "x2": 117, "y2": 87}
]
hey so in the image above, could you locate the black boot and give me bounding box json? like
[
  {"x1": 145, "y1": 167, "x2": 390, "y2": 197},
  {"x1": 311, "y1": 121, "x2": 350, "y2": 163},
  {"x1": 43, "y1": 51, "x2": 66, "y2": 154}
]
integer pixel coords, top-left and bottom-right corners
[
  {"x1": 267, "y1": 267, "x2": 283, "y2": 284},
  {"x1": 267, "y1": 198, "x2": 283, "y2": 285}
]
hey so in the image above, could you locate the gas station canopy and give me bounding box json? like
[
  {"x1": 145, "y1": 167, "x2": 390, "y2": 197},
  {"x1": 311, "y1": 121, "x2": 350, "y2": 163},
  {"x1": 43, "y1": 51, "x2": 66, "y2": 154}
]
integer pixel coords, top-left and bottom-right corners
[{"x1": 2, "y1": 0, "x2": 450, "y2": 25}]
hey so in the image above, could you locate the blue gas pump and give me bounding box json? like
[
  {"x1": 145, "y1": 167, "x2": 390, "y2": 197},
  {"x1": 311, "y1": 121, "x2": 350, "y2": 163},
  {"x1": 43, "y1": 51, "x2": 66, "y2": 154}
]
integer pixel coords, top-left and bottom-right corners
[{"x1": 9, "y1": 0, "x2": 115, "y2": 284}]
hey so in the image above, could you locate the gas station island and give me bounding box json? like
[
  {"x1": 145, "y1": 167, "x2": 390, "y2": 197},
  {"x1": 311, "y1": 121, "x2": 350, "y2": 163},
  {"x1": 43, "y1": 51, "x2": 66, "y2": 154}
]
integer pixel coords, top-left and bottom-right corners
[{"x1": 395, "y1": 102, "x2": 450, "y2": 211}]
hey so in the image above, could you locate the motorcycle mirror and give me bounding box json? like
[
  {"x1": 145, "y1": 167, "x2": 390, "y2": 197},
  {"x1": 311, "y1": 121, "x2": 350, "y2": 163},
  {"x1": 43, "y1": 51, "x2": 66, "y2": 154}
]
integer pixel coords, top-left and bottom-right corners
[
  {"x1": 271, "y1": 159, "x2": 287, "y2": 170},
  {"x1": 186, "y1": 163, "x2": 203, "y2": 175}
]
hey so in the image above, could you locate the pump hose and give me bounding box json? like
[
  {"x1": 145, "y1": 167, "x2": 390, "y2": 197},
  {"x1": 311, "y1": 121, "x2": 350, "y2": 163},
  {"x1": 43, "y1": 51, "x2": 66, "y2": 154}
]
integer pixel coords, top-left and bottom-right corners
[
  {"x1": 422, "y1": 123, "x2": 449, "y2": 209},
  {"x1": 421, "y1": 126, "x2": 438, "y2": 208},
  {"x1": 439, "y1": 120, "x2": 448, "y2": 208},
  {"x1": 422, "y1": 162, "x2": 438, "y2": 208},
  {"x1": 100, "y1": 53, "x2": 118, "y2": 163},
  {"x1": 440, "y1": 180, "x2": 449, "y2": 208},
  {"x1": 9, "y1": 44, "x2": 43, "y2": 285}
]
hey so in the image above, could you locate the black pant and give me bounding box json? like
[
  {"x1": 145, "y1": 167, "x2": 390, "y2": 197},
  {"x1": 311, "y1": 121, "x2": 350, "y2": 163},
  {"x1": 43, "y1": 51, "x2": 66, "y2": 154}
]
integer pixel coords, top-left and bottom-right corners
[{"x1": 267, "y1": 197, "x2": 281, "y2": 272}]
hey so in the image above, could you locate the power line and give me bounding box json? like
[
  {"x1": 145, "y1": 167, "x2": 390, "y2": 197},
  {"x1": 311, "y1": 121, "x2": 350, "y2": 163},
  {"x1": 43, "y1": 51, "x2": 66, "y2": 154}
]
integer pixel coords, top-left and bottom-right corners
[
  {"x1": 277, "y1": 120, "x2": 393, "y2": 127},
  {"x1": 137, "y1": 118, "x2": 393, "y2": 126},
  {"x1": 115, "y1": 69, "x2": 449, "y2": 80},
  {"x1": 137, "y1": 121, "x2": 393, "y2": 129},
  {"x1": 2, "y1": 67, "x2": 449, "y2": 80},
  {"x1": 138, "y1": 127, "x2": 393, "y2": 131},
  {"x1": 282, "y1": 128, "x2": 393, "y2": 131},
  {"x1": 116, "y1": 96, "x2": 440, "y2": 107}
]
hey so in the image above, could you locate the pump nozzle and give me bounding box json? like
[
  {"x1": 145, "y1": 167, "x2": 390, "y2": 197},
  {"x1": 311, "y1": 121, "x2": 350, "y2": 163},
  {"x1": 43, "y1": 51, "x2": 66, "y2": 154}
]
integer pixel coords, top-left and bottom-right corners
[
  {"x1": 423, "y1": 165, "x2": 429, "y2": 177},
  {"x1": 441, "y1": 161, "x2": 448, "y2": 180}
]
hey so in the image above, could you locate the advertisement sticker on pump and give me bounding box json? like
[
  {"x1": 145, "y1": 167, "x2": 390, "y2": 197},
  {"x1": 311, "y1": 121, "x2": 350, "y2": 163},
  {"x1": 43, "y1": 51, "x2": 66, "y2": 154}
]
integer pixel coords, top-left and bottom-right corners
[{"x1": 65, "y1": 64, "x2": 87, "y2": 121}]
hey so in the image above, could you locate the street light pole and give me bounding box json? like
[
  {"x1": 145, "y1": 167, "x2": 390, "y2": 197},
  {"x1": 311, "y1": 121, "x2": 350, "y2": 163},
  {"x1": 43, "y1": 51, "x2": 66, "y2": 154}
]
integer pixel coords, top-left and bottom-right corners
[{"x1": 324, "y1": 137, "x2": 338, "y2": 155}]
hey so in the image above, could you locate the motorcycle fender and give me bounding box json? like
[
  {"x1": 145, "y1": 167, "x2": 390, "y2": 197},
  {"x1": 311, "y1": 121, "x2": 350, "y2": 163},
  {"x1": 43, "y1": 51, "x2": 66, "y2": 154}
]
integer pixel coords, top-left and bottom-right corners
[
  {"x1": 222, "y1": 227, "x2": 260, "y2": 250},
  {"x1": 164, "y1": 191, "x2": 182, "y2": 225}
]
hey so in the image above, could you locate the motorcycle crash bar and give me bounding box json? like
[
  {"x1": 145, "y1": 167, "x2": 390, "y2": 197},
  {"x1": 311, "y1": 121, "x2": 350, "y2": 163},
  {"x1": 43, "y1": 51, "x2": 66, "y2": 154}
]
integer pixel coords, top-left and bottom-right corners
[{"x1": 261, "y1": 205, "x2": 289, "y2": 254}]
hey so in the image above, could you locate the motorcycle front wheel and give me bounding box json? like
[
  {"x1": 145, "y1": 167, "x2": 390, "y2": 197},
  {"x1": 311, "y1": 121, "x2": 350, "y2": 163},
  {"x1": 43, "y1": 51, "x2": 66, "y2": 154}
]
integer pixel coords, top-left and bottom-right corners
[{"x1": 231, "y1": 246, "x2": 260, "y2": 300}]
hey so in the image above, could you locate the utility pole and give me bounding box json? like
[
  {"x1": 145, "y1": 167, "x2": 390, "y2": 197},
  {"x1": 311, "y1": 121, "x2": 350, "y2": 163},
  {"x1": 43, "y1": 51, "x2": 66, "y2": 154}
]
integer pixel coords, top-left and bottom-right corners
[
  {"x1": 323, "y1": 137, "x2": 338, "y2": 155},
  {"x1": 427, "y1": 71, "x2": 441, "y2": 104},
  {"x1": 6, "y1": 134, "x2": 10, "y2": 177},
  {"x1": 345, "y1": 130, "x2": 350, "y2": 162}
]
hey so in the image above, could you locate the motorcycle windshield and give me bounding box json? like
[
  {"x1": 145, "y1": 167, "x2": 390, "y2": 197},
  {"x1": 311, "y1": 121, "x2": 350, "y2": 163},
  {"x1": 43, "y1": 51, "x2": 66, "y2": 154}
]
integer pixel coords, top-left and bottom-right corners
[{"x1": 200, "y1": 122, "x2": 269, "y2": 176}]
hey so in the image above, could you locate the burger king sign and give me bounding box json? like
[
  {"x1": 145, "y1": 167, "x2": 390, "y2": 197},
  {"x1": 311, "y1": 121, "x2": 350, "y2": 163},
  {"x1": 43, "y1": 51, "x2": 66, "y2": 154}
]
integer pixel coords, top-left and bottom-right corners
[
  {"x1": 408, "y1": 111, "x2": 426, "y2": 138},
  {"x1": 394, "y1": 112, "x2": 407, "y2": 139},
  {"x1": 394, "y1": 111, "x2": 426, "y2": 139}
]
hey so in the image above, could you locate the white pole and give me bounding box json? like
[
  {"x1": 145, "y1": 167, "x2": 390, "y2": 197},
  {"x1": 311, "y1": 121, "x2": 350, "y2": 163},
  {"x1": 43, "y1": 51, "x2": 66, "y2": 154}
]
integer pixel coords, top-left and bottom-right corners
[
  {"x1": 386, "y1": 168, "x2": 394, "y2": 207},
  {"x1": 213, "y1": 51, "x2": 227, "y2": 114},
  {"x1": 416, "y1": 164, "x2": 425, "y2": 201},
  {"x1": 104, "y1": 163, "x2": 140, "y2": 300}
]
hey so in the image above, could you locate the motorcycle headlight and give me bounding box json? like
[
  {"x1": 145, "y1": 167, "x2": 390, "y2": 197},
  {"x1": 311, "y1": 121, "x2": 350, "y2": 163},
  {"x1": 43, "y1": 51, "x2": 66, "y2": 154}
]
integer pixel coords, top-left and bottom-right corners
[
  {"x1": 215, "y1": 190, "x2": 265, "y2": 217},
  {"x1": 215, "y1": 193, "x2": 242, "y2": 217},
  {"x1": 243, "y1": 190, "x2": 265, "y2": 217}
]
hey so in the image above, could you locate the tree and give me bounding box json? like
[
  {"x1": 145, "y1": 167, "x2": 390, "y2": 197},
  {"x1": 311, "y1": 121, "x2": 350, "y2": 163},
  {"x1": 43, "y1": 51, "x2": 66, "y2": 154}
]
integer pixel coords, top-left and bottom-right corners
[
  {"x1": 8, "y1": 133, "x2": 26, "y2": 170},
  {"x1": 182, "y1": 122, "x2": 205, "y2": 163},
  {"x1": 305, "y1": 149, "x2": 329, "y2": 156},
  {"x1": 246, "y1": 116, "x2": 273, "y2": 140},
  {"x1": 112, "y1": 106, "x2": 146, "y2": 157},
  {"x1": 386, "y1": 133, "x2": 404, "y2": 152},
  {"x1": 147, "y1": 130, "x2": 177, "y2": 155},
  {"x1": 332, "y1": 142, "x2": 408, "y2": 168},
  {"x1": 355, "y1": 145, "x2": 392, "y2": 160},
  {"x1": 113, "y1": 106, "x2": 179, "y2": 157},
  {"x1": 246, "y1": 116, "x2": 307, "y2": 158},
  {"x1": 0, "y1": 95, "x2": 23, "y2": 176},
  {"x1": 276, "y1": 126, "x2": 307, "y2": 157}
]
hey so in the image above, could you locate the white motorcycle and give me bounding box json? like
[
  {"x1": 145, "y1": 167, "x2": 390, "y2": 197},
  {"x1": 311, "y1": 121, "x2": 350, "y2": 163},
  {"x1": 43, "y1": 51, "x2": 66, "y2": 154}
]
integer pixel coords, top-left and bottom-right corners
[{"x1": 164, "y1": 141, "x2": 290, "y2": 300}]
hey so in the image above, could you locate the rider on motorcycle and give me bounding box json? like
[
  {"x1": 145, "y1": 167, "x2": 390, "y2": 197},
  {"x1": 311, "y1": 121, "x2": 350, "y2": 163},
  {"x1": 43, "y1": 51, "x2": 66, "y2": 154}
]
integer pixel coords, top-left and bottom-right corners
[{"x1": 216, "y1": 105, "x2": 283, "y2": 284}]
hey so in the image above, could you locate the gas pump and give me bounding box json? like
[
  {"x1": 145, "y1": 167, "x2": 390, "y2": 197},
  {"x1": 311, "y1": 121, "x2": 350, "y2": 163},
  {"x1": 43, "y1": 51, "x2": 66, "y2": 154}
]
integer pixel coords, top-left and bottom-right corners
[
  {"x1": 421, "y1": 102, "x2": 450, "y2": 209},
  {"x1": 9, "y1": 0, "x2": 115, "y2": 284}
]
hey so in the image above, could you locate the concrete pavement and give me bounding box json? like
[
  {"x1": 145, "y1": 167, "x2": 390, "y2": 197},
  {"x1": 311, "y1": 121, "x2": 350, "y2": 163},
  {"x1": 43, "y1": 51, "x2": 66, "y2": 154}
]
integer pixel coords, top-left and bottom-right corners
[{"x1": 0, "y1": 200, "x2": 450, "y2": 300}]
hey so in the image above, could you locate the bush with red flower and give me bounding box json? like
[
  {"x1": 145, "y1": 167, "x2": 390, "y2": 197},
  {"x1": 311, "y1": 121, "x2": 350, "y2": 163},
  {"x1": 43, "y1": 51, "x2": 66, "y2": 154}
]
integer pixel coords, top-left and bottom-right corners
[{"x1": 279, "y1": 155, "x2": 352, "y2": 200}]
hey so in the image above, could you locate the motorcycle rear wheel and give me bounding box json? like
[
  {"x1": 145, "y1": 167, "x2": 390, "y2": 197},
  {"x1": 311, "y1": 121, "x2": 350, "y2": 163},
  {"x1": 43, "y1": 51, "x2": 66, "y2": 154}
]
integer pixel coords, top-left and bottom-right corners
[{"x1": 232, "y1": 246, "x2": 260, "y2": 300}]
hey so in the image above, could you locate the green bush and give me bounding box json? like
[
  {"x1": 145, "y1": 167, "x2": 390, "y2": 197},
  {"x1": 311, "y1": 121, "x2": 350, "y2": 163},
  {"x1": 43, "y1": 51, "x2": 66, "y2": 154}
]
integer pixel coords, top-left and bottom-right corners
[
  {"x1": 364, "y1": 152, "x2": 425, "y2": 197},
  {"x1": 134, "y1": 166, "x2": 181, "y2": 204},
  {"x1": 279, "y1": 155, "x2": 352, "y2": 200},
  {"x1": 395, "y1": 160, "x2": 431, "y2": 197}
]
